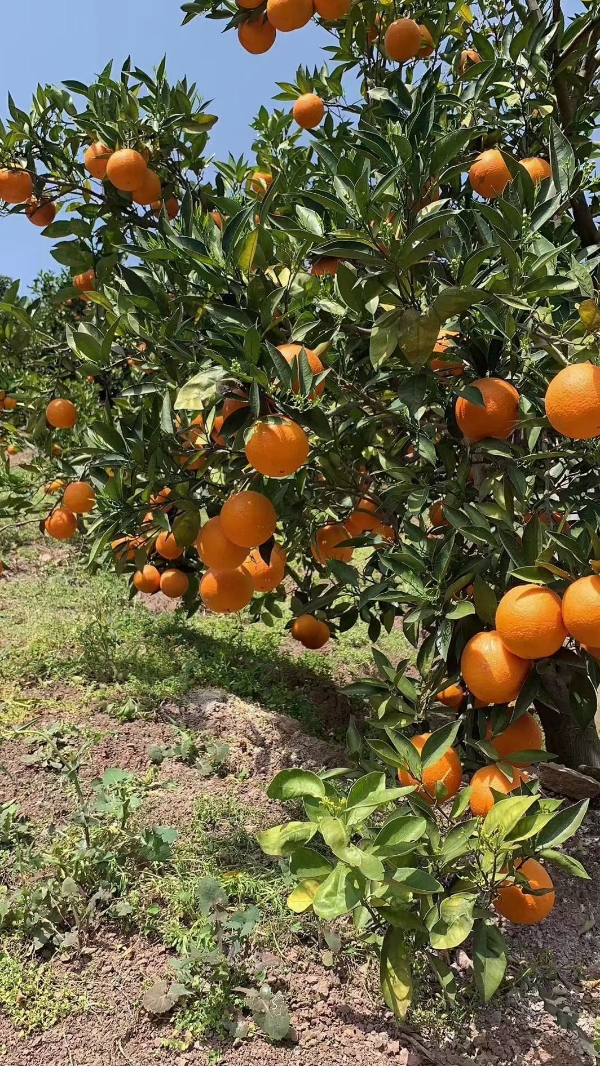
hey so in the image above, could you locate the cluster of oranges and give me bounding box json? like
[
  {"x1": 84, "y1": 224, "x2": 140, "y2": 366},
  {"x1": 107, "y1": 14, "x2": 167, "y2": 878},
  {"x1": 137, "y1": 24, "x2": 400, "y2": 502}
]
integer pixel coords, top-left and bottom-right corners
[
  {"x1": 237, "y1": 0, "x2": 350, "y2": 56},
  {"x1": 0, "y1": 167, "x2": 57, "y2": 228}
]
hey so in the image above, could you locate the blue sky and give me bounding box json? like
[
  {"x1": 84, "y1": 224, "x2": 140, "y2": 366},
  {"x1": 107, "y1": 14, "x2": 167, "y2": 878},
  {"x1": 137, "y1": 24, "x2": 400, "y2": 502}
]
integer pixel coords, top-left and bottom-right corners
[
  {"x1": 0, "y1": 0, "x2": 582, "y2": 289},
  {"x1": 0, "y1": 0, "x2": 328, "y2": 287}
]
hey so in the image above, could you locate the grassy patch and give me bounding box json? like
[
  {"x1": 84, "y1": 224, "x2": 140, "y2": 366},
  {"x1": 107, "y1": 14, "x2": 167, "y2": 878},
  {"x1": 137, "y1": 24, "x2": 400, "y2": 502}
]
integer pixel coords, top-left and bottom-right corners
[{"x1": 0, "y1": 939, "x2": 87, "y2": 1035}]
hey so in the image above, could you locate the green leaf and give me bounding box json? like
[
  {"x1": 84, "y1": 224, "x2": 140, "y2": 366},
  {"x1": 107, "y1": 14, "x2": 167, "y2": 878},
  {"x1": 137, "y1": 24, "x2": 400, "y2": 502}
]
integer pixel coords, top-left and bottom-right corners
[
  {"x1": 473, "y1": 920, "x2": 507, "y2": 1003},
  {"x1": 432, "y1": 286, "x2": 488, "y2": 321},
  {"x1": 420, "y1": 721, "x2": 461, "y2": 770},
  {"x1": 174, "y1": 367, "x2": 227, "y2": 410},
  {"x1": 472, "y1": 575, "x2": 498, "y2": 625},
  {"x1": 287, "y1": 878, "x2": 321, "y2": 913},
  {"x1": 509, "y1": 567, "x2": 553, "y2": 585},
  {"x1": 257, "y1": 821, "x2": 317, "y2": 856},
  {"x1": 539, "y1": 849, "x2": 590, "y2": 880},
  {"x1": 319, "y1": 817, "x2": 384, "y2": 880},
  {"x1": 397, "y1": 307, "x2": 440, "y2": 367},
  {"x1": 236, "y1": 228, "x2": 259, "y2": 275},
  {"x1": 482, "y1": 796, "x2": 538, "y2": 838},
  {"x1": 549, "y1": 119, "x2": 576, "y2": 196},
  {"x1": 391, "y1": 868, "x2": 443, "y2": 893},
  {"x1": 289, "y1": 847, "x2": 333, "y2": 880},
  {"x1": 535, "y1": 799, "x2": 589, "y2": 849},
  {"x1": 380, "y1": 927, "x2": 413, "y2": 1020},
  {"x1": 267, "y1": 769, "x2": 326, "y2": 801},
  {"x1": 426, "y1": 893, "x2": 476, "y2": 950},
  {"x1": 312, "y1": 863, "x2": 364, "y2": 919},
  {"x1": 345, "y1": 772, "x2": 386, "y2": 824},
  {"x1": 372, "y1": 814, "x2": 427, "y2": 856},
  {"x1": 370, "y1": 310, "x2": 400, "y2": 368},
  {"x1": 172, "y1": 507, "x2": 201, "y2": 547},
  {"x1": 429, "y1": 954, "x2": 457, "y2": 1003}
]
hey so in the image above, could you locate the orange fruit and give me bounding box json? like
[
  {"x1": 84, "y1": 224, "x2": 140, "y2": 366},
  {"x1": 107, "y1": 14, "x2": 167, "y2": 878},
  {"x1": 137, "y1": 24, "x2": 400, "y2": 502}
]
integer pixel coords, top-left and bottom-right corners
[
  {"x1": 244, "y1": 543, "x2": 287, "y2": 592},
  {"x1": 160, "y1": 569, "x2": 189, "y2": 598},
  {"x1": 5, "y1": 445, "x2": 18, "y2": 456},
  {"x1": 385, "y1": 18, "x2": 423, "y2": 62},
  {"x1": 266, "y1": 0, "x2": 313, "y2": 31},
  {"x1": 428, "y1": 500, "x2": 448, "y2": 528},
  {"x1": 397, "y1": 733, "x2": 462, "y2": 802},
  {"x1": 312, "y1": 524, "x2": 353, "y2": 565},
  {"x1": 155, "y1": 531, "x2": 184, "y2": 561},
  {"x1": 249, "y1": 171, "x2": 273, "y2": 194},
  {"x1": 237, "y1": 0, "x2": 264, "y2": 7},
  {"x1": 84, "y1": 142, "x2": 113, "y2": 179},
  {"x1": 46, "y1": 399, "x2": 77, "y2": 429},
  {"x1": 544, "y1": 362, "x2": 600, "y2": 439},
  {"x1": 73, "y1": 268, "x2": 95, "y2": 292},
  {"x1": 25, "y1": 199, "x2": 56, "y2": 227},
  {"x1": 437, "y1": 684, "x2": 465, "y2": 710},
  {"x1": 430, "y1": 356, "x2": 465, "y2": 377},
  {"x1": 245, "y1": 418, "x2": 309, "y2": 478},
  {"x1": 496, "y1": 584, "x2": 566, "y2": 659},
  {"x1": 292, "y1": 94, "x2": 325, "y2": 130},
  {"x1": 493, "y1": 858, "x2": 555, "y2": 925},
  {"x1": 433, "y1": 329, "x2": 459, "y2": 354},
  {"x1": 212, "y1": 395, "x2": 248, "y2": 444},
  {"x1": 459, "y1": 48, "x2": 481, "y2": 74},
  {"x1": 200, "y1": 566, "x2": 254, "y2": 613},
  {"x1": 63, "y1": 481, "x2": 96, "y2": 514},
  {"x1": 562, "y1": 575, "x2": 600, "y2": 644},
  {"x1": 345, "y1": 498, "x2": 388, "y2": 537},
  {"x1": 151, "y1": 196, "x2": 179, "y2": 219},
  {"x1": 133, "y1": 565, "x2": 161, "y2": 594},
  {"x1": 455, "y1": 377, "x2": 520, "y2": 441},
  {"x1": 45, "y1": 508, "x2": 77, "y2": 541},
  {"x1": 520, "y1": 157, "x2": 551, "y2": 184},
  {"x1": 131, "y1": 169, "x2": 161, "y2": 206},
  {"x1": 210, "y1": 210, "x2": 223, "y2": 229},
  {"x1": 220, "y1": 490, "x2": 277, "y2": 548},
  {"x1": 45, "y1": 479, "x2": 65, "y2": 494},
  {"x1": 150, "y1": 486, "x2": 173, "y2": 509},
  {"x1": 277, "y1": 342, "x2": 326, "y2": 396},
  {"x1": 111, "y1": 535, "x2": 143, "y2": 562},
  {"x1": 238, "y1": 17, "x2": 277, "y2": 53},
  {"x1": 291, "y1": 614, "x2": 330, "y2": 648},
  {"x1": 196, "y1": 516, "x2": 248, "y2": 571},
  {"x1": 461, "y1": 630, "x2": 531, "y2": 703},
  {"x1": 469, "y1": 149, "x2": 512, "y2": 198},
  {"x1": 417, "y1": 24, "x2": 434, "y2": 57},
  {"x1": 469, "y1": 764, "x2": 524, "y2": 817},
  {"x1": 311, "y1": 257, "x2": 338, "y2": 276},
  {"x1": 0, "y1": 168, "x2": 33, "y2": 204},
  {"x1": 106, "y1": 148, "x2": 148, "y2": 192},
  {"x1": 2, "y1": 397, "x2": 16, "y2": 411},
  {"x1": 314, "y1": 0, "x2": 349, "y2": 17},
  {"x1": 487, "y1": 711, "x2": 544, "y2": 767}
]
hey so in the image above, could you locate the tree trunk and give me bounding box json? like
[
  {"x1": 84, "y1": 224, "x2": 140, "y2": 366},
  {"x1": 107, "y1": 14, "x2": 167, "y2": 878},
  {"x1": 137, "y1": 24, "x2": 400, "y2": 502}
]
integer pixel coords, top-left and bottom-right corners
[{"x1": 534, "y1": 653, "x2": 600, "y2": 769}]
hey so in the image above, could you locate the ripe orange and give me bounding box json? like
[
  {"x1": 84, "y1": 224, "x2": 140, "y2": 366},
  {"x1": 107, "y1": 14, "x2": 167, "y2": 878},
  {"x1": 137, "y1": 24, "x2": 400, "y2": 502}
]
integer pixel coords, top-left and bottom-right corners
[
  {"x1": 266, "y1": 0, "x2": 313, "y2": 30},
  {"x1": 430, "y1": 356, "x2": 465, "y2": 377},
  {"x1": 210, "y1": 210, "x2": 223, "y2": 229},
  {"x1": 249, "y1": 171, "x2": 273, "y2": 194},
  {"x1": 46, "y1": 399, "x2": 77, "y2": 429},
  {"x1": 455, "y1": 377, "x2": 520, "y2": 441},
  {"x1": 397, "y1": 733, "x2": 462, "y2": 802},
  {"x1": 487, "y1": 711, "x2": 544, "y2": 767},
  {"x1": 25, "y1": 199, "x2": 56, "y2": 227},
  {"x1": 428, "y1": 500, "x2": 448, "y2": 528},
  {"x1": 469, "y1": 149, "x2": 512, "y2": 199},
  {"x1": 150, "y1": 486, "x2": 173, "y2": 509},
  {"x1": 212, "y1": 395, "x2": 248, "y2": 444},
  {"x1": 5, "y1": 444, "x2": 19, "y2": 456},
  {"x1": 200, "y1": 566, "x2": 254, "y2": 613},
  {"x1": 245, "y1": 418, "x2": 309, "y2": 478},
  {"x1": 459, "y1": 48, "x2": 481, "y2": 74},
  {"x1": 292, "y1": 94, "x2": 325, "y2": 129},
  {"x1": 2, "y1": 397, "x2": 16, "y2": 411},
  {"x1": 469, "y1": 764, "x2": 524, "y2": 816},
  {"x1": 73, "y1": 268, "x2": 95, "y2": 292},
  {"x1": 196, "y1": 516, "x2": 248, "y2": 571},
  {"x1": 0, "y1": 168, "x2": 33, "y2": 204},
  {"x1": 461, "y1": 630, "x2": 531, "y2": 703},
  {"x1": 160, "y1": 569, "x2": 189, "y2": 598},
  {"x1": 311, "y1": 257, "x2": 338, "y2": 276},
  {"x1": 155, "y1": 531, "x2": 184, "y2": 560},
  {"x1": 45, "y1": 508, "x2": 77, "y2": 541},
  {"x1": 520, "y1": 157, "x2": 551, "y2": 184},
  {"x1": 111, "y1": 535, "x2": 144, "y2": 561},
  {"x1": 151, "y1": 196, "x2": 179, "y2": 219},
  {"x1": 545, "y1": 362, "x2": 600, "y2": 439},
  {"x1": 63, "y1": 481, "x2": 96, "y2": 514},
  {"x1": 277, "y1": 343, "x2": 326, "y2": 396},
  {"x1": 220, "y1": 490, "x2": 277, "y2": 548},
  {"x1": 385, "y1": 18, "x2": 423, "y2": 62},
  {"x1": 416, "y1": 24, "x2": 434, "y2": 57},
  {"x1": 244, "y1": 543, "x2": 287, "y2": 592},
  {"x1": 313, "y1": 0, "x2": 349, "y2": 18},
  {"x1": 133, "y1": 565, "x2": 161, "y2": 594},
  {"x1": 238, "y1": 17, "x2": 277, "y2": 53},
  {"x1": 437, "y1": 683, "x2": 465, "y2": 710},
  {"x1": 131, "y1": 169, "x2": 161, "y2": 206},
  {"x1": 495, "y1": 584, "x2": 566, "y2": 659},
  {"x1": 562, "y1": 575, "x2": 600, "y2": 644},
  {"x1": 45, "y1": 479, "x2": 64, "y2": 494},
  {"x1": 291, "y1": 614, "x2": 330, "y2": 649},
  {"x1": 312, "y1": 524, "x2": 353, "y2": 565},
  {"x1": 106, "y1": 149, "x2": 148, "y2": 192},
  {"x1": 84, "y1": 142, "x2": 113, "y2": 179},
  {"x1": 345, "y1": 498, "x2": 388, "y2": 537},
  {"x1": 237, "y1": 0, "x2": 264, "y2": 7},
  {"x1": 493, "y1": 858, "x2": 555, "y2": 925}
]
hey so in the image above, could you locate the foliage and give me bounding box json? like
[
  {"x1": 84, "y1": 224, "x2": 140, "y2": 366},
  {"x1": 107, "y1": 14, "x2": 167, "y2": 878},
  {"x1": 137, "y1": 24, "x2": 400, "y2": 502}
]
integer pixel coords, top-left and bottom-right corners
[{"x1": 149, "y1": 726, "x2": 230, "y2": 775}]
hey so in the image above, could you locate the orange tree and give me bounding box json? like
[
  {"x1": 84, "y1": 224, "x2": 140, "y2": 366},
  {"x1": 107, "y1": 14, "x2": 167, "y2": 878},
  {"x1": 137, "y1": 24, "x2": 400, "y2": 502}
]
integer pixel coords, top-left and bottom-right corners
[{"x1": 0, "y1": 0, "x2": 599, "y2": 1014}]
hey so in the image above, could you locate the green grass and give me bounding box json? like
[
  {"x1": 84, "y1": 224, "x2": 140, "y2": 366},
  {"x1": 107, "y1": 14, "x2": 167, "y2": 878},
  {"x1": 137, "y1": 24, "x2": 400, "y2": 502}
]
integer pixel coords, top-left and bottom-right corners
[
  {"x1": 0, "y1": 939, "x2": 87, "y2": 1036},
  {"x1": 0, "y1": 541, "x2": 411, "y2": 735}
]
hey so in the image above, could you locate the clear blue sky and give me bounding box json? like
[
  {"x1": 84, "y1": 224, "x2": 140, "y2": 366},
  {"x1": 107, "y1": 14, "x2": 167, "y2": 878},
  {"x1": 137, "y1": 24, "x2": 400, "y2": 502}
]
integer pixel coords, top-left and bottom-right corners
[
  {"x1": 0, "y1": 0, "x2": 328, "y2": 288},
  {"x1": 0, "y1": 0, "x2": 582, "y2": 290}
]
